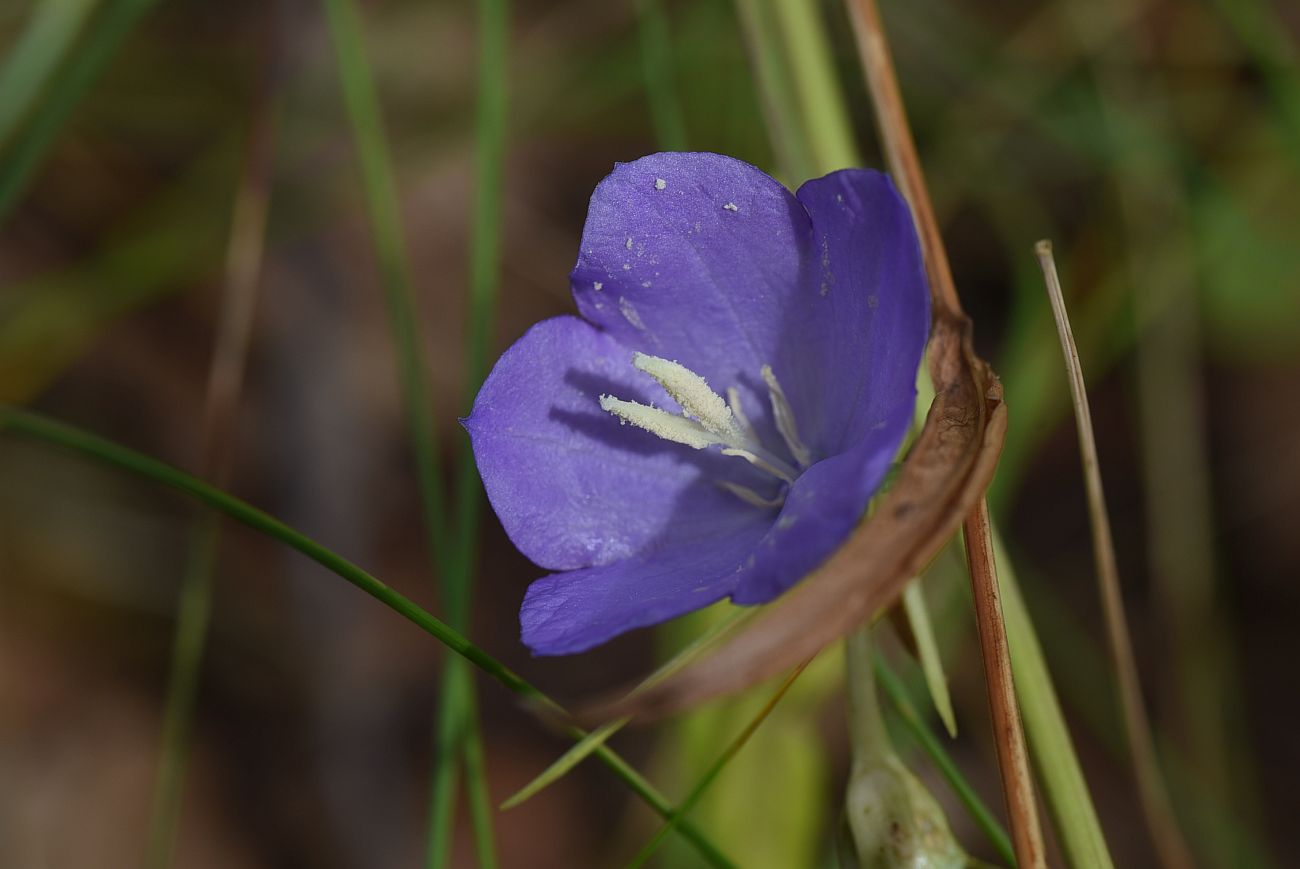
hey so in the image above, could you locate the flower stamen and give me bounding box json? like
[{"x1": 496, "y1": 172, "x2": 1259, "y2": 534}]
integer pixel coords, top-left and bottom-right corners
[
  {"x1": 726, "y1": 386, "x2": 754, "y2": 438},
  {"x1": 632, "y1": 353, "x2": 745, "y2": 441},
  {"x1": 598, "y1": 353, "x2": 807, "y2": 501},
  {"x1": 720, "y1": 447, "x2": 798, "y2": 484},
  {"x1": 717, "y1": 480, "x2": 784, "y2": 509},
  {"x1": 598, "y1": 395, "x2": 717, "y2": 449},
  {"x1": 761, "y1": 364, "x2": 813, "y2": 469}
]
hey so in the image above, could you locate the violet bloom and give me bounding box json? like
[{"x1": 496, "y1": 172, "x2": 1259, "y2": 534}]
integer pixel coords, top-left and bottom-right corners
[{"x1": 465, "y1": 153, "x2": 929, "y2": 655}]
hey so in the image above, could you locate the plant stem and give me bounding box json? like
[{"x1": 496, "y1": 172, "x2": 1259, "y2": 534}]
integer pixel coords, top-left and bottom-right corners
[
  {"x1": 875, "y1": 658, "x2": 1014, "y2": 867},
  {"x1": 962, "y1": 499, "x2": 1045, "y2": 869},
  {"x1": 0, "y1": 406, "x2": 735, "y2": 869},
  {"x1": 144, "y1": 75, "x2": 277, "y2": 868},
  {"x1": 637, "y1": 0, "x2": 688, "y2": 151},
  {"x1": 1035, "y1": 241, "x2": 1193, "y2": 869}
]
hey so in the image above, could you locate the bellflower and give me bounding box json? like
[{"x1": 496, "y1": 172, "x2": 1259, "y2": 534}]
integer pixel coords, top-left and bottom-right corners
[{"x1": 465, "y1": 152, "x2": 929, "y2": 655}]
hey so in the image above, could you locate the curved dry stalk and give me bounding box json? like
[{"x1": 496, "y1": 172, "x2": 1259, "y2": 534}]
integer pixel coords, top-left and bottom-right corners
[{"x1": 1036, "y1": 241, "x2": 1194, "y2": 869}]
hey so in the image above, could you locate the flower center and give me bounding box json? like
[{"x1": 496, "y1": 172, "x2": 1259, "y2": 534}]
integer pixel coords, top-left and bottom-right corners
[{"x1": 599, "y1": 353, "x2": 812, "y2": 508}]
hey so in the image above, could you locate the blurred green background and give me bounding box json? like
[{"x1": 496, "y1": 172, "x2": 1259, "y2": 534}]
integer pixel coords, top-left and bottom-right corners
[{"x1": 1, "y1": 0, "x2": 1297, "y2": 866}]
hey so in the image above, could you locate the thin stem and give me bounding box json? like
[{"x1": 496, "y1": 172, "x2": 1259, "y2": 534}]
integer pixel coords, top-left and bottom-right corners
[
  {"x1": 144, "y1": 520, "x2": 218, "y2": 869},
  {"x1": 875, "y1": 658, "x2": 1015, "y2": 867},
  {"x1": 1036, "y1": 241, "x2": 1194, "y2": 869},
  {"x1": 845, "y1": 0, "x2": 961, "y2": 318},
  {"x1": 846, "y1": 1, "x2": 1044, "y2": 863},
  {"x1": 320, "y1": 0, "x2": 497, "y2": 862},
  {"x1": 962, "y1": 499, "x2": 1046, "y2": 869},
  {"x1": 0, "y1": 0, "x2": 161, "y2": 220},
  {"x1": 995, "y1": 529, "x2": 1115, "y2": 869},
  {"x1": 0, "y1": 406, "x2": 734, "y2": 869},
  {"x1": 144, "y1": 77, "x2": 278, "y2": 869},
  {"x1": 624, "y1": 663, "x2": 808, "y2": 869},
  {"x1": 769, "y1": 0, "x2": 859, "y2": 173},
  {"x1": 433, "y1": 0, "x2": 510, "y2": 863},
  {"x1": 844, "y1": 629, "x2": 891, "y2": 769},
  {"x1": 637, "y1": 0, "x2": 688, "y2": 151},
  {"x1": 732, "y1": 0, "x2": 816, "y2": 182},
  {"x1": 321, "y1": 0, "x2": 449, "y2": 572}
]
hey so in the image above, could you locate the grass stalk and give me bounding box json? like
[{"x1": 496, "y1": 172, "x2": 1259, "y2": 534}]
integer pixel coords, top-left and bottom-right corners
[
  {"x1": 430, "y1": 0, "x2": 510, "y2": 863},
  {"x1": 144, "y1": 520, "x2": 218, "y2": 869},
  {"x1": 768, "y1": 0, "x2": 858, "y2": 173},
  {"x1": 624, "y1": 663, "x2": 808, "y2": 869},
  {"x1": 995, "y1": 531, "x2": 1115, "y2": 868},
  {"x1": 901, "y1": 579, "x2": 957, "y2": 738},
  {"x1": 1035, "y1": 242, "x2": 1193, "y2": 869},
  {"x1": 636, "y1": 0, "x2": 688, "y2": 151},
  {"x1": 0, "y1": 0, "x2": 99, "y2": 155},
  {"x1": 319, "y1": 0, "x2": 500, "y2": 862},
  {"x1": 875, "y1": 658, "x2": 1014, "y2": 866},
  {"x1": 0, "y1": 0, "x2": 160, "y2": 220},
  {"x1": 0, "y1": 406, "x2": 735, "y2": 869},
  {"x1": 962, "y1": 500, "x2": 1046, "y2": 869},
  {"x1": 143, "y1": 80, "x2": 278, "y2": 869},
  {"x1": 732, "y1": 0, "x2": 816, "y2": 182},
  {"x1": 845, "y1": 1, "x2": 1044, "y2": 861}
]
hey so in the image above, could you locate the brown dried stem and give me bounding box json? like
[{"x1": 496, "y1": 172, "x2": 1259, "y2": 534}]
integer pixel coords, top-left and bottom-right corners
[
  {"x1": 847, "y1": 1, "x2": 1044, "y2": 863},
  {"x1": 1036, "y1": 241, "x2": 1193, "y2": 869}
]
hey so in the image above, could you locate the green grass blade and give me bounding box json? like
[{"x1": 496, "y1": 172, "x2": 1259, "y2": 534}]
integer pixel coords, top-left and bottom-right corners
[
  {"x1": 637, "y1": 0, "x2": 688, "y2": 151},
  {"x1": 0, "y1": 0, "x2": 159, "y2": 220},
  {"x1": 0, "y1": 406, "x2": 735, "y2": 869},
  {"x1": 0, "y1": 0, "x2": 99, "y2": 153},
  {"x1": 768, "y1": 0, "x2": 858, "y2": 174},
  {"x1": 321, "y1": 0, "x2": 449, "y2": 573},
  {"x1": 875, "y1": 657, "x2": 1013, "y2": 866},
  {"x1": 901, "y1": 579, "x2": 958, "y2": 738},
  {"x1": 624, "y1": 664, "x2": 806, "y2": 869},
  {"x1": 435, "y1": 0, "x2": 511, "y2": 863},
  {"x1": 320, "y1": 0, "x2": 496, "y2": 862},
  {"x1": 144, "y1": 518, "x2": 219, "y2": 869},
  {"x1": 502, "y1": 718, "x2": 627, "y2": 812},
  {"x1": 994, "y1": 527, "x2": 1114, "y2": 869},
  {"x1": 501, "y1": 607, "x2": 750, "y2": 810},
  {"x1": 732, "y1": 0, "x2": 816, "y2": 182}
]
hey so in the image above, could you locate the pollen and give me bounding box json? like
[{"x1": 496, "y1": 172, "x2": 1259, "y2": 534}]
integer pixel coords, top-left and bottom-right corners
[
  {"x1": 632, "y1": 353, "x2": 742, "y2": 440},
  {"x1": 599, "y1": 395, "x2": 716, "y2": 449},
  {"x1": 654, "y1": 178, "x2": 666, "y2": 190},
  {"x1": 597, "y1": 352, "x2": 813, "y2": 505}
]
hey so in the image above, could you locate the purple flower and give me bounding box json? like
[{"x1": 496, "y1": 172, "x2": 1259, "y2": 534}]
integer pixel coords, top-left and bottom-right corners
[{"x1": 465, "y1": 153, "x2": 929, "y2": 655}]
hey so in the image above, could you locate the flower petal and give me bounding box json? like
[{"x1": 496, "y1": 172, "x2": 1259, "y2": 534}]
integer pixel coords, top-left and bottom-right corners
[
  {"x1": 464, "y1": 315, "x2": 764, "y2": 572},
  {"x1": 521, "y1": 519, "x2": 767, "y2": 655},
  {"x1": 570, "y1": 152, "x2": 814, "y2": 445},
  {"x1": 723, "y1": 171, "x2": 928, "y2": 603},
  {"x1": 730, "y1": 416, "x2": 905, "y2": 605},
  {"x1": 787, "y1": 169, "x2": 930, "y2": 456}
]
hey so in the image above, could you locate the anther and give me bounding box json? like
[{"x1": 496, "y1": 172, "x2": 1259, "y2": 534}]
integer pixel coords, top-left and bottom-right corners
[
  {"x1": 632, "y1": 353, "x2": 744, "y2": 441},
  {"x1": 598, "y1": 395, "x2": 717, "y2": 449}
]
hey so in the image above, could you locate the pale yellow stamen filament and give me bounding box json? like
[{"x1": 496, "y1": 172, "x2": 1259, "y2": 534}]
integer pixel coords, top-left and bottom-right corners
[
  {"x1": 717, "y1": 481, "x2": 784, "y2": 509},
  {"x1": 761, "y1": 364, "x2": 813, "y2": 468}
]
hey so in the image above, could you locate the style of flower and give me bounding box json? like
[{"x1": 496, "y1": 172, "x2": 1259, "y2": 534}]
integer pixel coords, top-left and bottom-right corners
[{"x1": 464, "y1": 152, "x2": 929, "y2": 655}]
